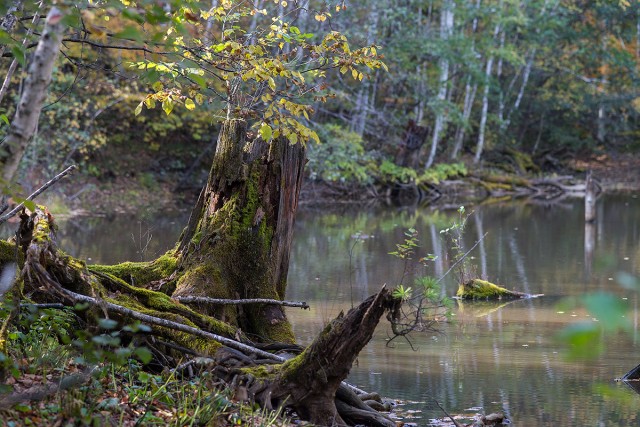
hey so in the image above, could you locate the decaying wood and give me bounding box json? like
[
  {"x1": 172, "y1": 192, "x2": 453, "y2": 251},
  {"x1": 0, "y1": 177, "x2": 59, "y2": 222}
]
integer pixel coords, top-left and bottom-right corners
[
  {"x1": 3, "y1": 204, "x2": 400, "y2": 425},
  {"x1": 173, "y1": 119, "x2": 306, "y2": 342},
  {"x1": 174, "y1": 296, "x2": 309, "y2": 309},
  {"x1": 457, "y1": 279, "x2": 530, "y2": 300}
]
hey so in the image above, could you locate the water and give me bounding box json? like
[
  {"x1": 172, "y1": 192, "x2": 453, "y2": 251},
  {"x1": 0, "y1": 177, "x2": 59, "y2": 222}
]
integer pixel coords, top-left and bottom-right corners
[{"x1": 4, "y1": 194, "x2": 640, "y2": 425}]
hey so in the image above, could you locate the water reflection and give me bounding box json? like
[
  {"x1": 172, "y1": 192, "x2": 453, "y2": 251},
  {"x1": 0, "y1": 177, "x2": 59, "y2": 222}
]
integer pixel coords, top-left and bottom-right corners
[
  {"x1": 2, "y1": 194, "x2": 639, "y2": 425},
  {"x1": 287, "y1": 194, "x2": 640, "y2": 425}
]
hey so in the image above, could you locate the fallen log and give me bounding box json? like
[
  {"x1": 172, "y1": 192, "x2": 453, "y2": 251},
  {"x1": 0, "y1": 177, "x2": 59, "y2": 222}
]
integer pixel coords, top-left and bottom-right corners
[{"x1": 457, "y1": 279, "x2": 530, "y2": 300}]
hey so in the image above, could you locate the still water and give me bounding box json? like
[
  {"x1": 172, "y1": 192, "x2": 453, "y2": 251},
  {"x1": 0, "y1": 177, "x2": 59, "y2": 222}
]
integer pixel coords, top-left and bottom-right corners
[{"x1": 5, "y1": 194, "x2": 640, "y2": 425}]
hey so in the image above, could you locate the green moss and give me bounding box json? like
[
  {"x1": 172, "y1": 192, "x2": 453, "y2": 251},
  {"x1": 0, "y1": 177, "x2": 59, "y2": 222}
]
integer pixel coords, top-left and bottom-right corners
[
  {"x1": 457, "y1": 279, "x2": 526, "y2": 300},
  {"x1": 90, "y1": 251, "x2": 178, "y2": 288},
  {"x1": 279, "y1": 348, "x2": 308, "y2": 381},
  {"x1": 107, "y1": 294, "x2": 225, "y2": 356},
  {"x1": 240, "y1": 364, "x2": 276, "y2": 379}
]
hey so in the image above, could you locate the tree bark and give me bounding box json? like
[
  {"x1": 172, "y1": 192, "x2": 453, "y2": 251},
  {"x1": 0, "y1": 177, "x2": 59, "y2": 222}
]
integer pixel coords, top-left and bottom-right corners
[
  {"x1": 1, "y1": 7, "x2": 65, "y2": 183},
  {"x1": 173, "y1": 119, "x2": 305, "y2": 343}
]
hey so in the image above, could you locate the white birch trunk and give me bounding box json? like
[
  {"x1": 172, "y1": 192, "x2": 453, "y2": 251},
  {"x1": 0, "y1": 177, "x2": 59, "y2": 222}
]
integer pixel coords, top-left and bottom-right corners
[
  {"x1": 425, "y1": 0, "x2": 455, "y2": 169},
  {"x1": 474, "y1": 14, "x2": 501, "y2": 165},
  {"x1": 450, "y1": 0, "x2": 481, "y2": 159},
  {"x1": 451, "y1": 79, "x2": 478, "y2": 159},
  {"x1": 1, "y1": 7, "x2": 65, "y2": 182}
]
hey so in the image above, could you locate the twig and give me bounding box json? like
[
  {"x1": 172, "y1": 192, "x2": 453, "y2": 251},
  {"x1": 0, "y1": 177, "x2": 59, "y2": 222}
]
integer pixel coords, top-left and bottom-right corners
[
  {"x1": 0, "y1": 366, "x2": 98, "y2": 410},
  {"x1": 31, "y1": 262, "x2": 286, "y2": 363},
  {"x1": 19, "y1": 303, "x2": 65, "y2": 309},
  {"x1": 436, "y1": 232, "x2": 488, "y2": 285},
  {"x1": 174, "y1": 296, "x2": 309, "y2": 309},
  {"x1": 434, "y1": 399, "x2": 465, "y2": 427},
  {"x1": 0, "y1": 165, "x2": 77, "y2": 224}
]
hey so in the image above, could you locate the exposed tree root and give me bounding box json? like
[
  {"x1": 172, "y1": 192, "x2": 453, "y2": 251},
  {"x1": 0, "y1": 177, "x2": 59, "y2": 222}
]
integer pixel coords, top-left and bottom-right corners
[{"x1": 0, "y1": 206, "x2": 401, "y2": 426}]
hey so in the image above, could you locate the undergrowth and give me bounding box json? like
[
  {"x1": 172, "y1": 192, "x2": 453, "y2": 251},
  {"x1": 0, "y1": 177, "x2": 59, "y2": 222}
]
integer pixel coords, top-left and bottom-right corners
[{"x1": 0, "y1": 304, "x2": 292, "y2": 426}]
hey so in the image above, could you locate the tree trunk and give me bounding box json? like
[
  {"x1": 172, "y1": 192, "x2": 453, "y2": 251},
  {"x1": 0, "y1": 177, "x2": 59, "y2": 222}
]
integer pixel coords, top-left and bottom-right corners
[
  {"x1": 425, "y1": 0, "x2": 455, "y2": 169},
  {"x1": 1, "y1": 7, "x2": 65, "y2": 183},
  {"x1": 173, "y1": 119, "x2": 305, "y2": 343}
]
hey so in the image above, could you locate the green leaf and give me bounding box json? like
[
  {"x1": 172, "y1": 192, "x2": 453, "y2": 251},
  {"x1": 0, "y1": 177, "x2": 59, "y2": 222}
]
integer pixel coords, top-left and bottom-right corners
[
  {"x1": 189, "y1": 73, "x2": 207, "y2": 88},
  {"x1": 22, "y1": 200, "x2": 36, "y2": 212},
  {"x1": 0, "y1": 114, "x2": 9, "y2": 126},
  {"x1": 98, "y1": 318, "x2": 119, "y2": 330},
  {"x1": 162, "y1": 98, "x2": 174, "y2": 115},
  {"x1": 10, "y1": 45, "x2": 25, "y2": 68},
  {"x1": 134, "y1": 347, "x2": 153, "y2": 364},
  {"x1": 134, "y1": 101, "x2": 143, "y2": 116},
  {"x1": 115, "y1": 26, "x2": 144, "y2": 42},
  {"x1": 582, "y1": 292, "x2": 630, "y2": 331},
  {"x1": 259, "y1": 123, "x2": 272, "y2": 141},
  {"x1": 558, "y1": 322, "x2": 603, "y2": 360}
]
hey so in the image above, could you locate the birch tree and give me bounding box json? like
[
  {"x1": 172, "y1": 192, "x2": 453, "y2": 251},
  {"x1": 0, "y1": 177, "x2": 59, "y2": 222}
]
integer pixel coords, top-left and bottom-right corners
[
  {"x1": 425, "y1": 0, "x2": 455, "y2": 169},
  {"x1": 1, "y1": 7, "x2": 66, "y2": 183}
]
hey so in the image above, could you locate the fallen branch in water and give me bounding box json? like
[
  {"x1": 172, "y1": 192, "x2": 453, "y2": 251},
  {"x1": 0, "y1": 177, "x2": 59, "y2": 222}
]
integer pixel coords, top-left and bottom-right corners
[{"x1": 174, "y1": 296, "x2": 309, "y2": 309}]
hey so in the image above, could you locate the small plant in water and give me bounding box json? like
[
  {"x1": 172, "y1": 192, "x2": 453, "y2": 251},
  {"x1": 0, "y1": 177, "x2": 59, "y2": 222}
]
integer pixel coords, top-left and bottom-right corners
[
  {"x1": 388, "y1": 228, "x2": 452, "y2": 348},
  {"x1": 440, "y1": 206, "x2": 477, "y2": 284}
]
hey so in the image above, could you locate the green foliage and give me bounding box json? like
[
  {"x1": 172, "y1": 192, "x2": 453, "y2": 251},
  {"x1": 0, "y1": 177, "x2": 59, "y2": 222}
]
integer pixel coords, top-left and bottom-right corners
[
  {"x1": 440, "y1": 206, "x2": 477, "y2": 284},
  {"x1": 377, "y1": 160, "x2": 418, "y2": 185},
  {"x1": 558, "y1": 276, "x2": 636, "y2": 360},
  {"x1": 388, "y1": 228, "x2": 451, "y2": 340},
  {"x1": 392, "y1": 284, "x2": 412, "y2": 301},
  {"x1": 419, "y1": 162, "x2": 467, "y2": 185},
  {"x1": 306, "y1": 124, "x2": 375, "y2": 185}
]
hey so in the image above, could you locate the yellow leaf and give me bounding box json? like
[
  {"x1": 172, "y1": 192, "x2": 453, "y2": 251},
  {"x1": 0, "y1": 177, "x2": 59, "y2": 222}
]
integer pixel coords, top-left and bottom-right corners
[{"x1": 185, "y1": 98, "x2": 196, "y2": 110}]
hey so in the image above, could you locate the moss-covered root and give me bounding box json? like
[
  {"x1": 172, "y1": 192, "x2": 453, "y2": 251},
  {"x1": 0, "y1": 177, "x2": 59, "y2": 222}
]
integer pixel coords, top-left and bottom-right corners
[{"x1": 456, "y1": 279, "x2": 530, "y2": 300}]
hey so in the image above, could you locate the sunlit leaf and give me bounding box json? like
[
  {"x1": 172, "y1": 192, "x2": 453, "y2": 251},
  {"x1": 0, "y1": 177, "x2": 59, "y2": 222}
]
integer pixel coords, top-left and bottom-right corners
[{"x1": 259, "y1": 123, "x2": 272, "y2": 141}]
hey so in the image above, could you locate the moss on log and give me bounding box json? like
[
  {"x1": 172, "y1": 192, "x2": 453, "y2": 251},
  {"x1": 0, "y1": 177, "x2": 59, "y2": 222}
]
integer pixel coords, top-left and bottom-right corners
[{"x1": 457, "y1": 279, "x2": 529, "y2": 300}]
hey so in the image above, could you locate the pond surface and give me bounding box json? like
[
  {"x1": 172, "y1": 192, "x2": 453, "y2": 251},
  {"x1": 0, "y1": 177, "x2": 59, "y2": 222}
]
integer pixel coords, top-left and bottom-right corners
[{"x1": 4, "y1": 194, "x2": 640, "y2": 425}]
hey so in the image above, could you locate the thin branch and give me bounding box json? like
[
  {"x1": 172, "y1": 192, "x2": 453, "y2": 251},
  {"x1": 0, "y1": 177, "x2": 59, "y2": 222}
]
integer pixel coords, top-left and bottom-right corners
[
  {"x1": 0, "y1": 165, "x2": 77, "y2": 225},
  {"x1": 436, "y1": 232, "x2": 488, "y2": 285},
  {"x1": 174, "y1": 296, "x2": 309, "y2": 309},
  {"x1": 31, "y1": 263, "x2": 287, "y2": 363},
  {"x1": 433, "y1": 399, "x2": 464, "y2": 427}
]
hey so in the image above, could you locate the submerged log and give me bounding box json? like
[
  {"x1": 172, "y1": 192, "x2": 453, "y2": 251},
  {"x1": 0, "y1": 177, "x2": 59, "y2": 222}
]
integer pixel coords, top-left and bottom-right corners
[{"x1": 457, "y1": 279, "x2": 529, "y2": 300}]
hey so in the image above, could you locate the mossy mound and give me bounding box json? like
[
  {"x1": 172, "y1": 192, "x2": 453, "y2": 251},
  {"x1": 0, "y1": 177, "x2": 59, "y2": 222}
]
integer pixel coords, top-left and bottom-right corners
[{"x1": 456, "y1": 279, "x2": 529, "y2": 300}]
